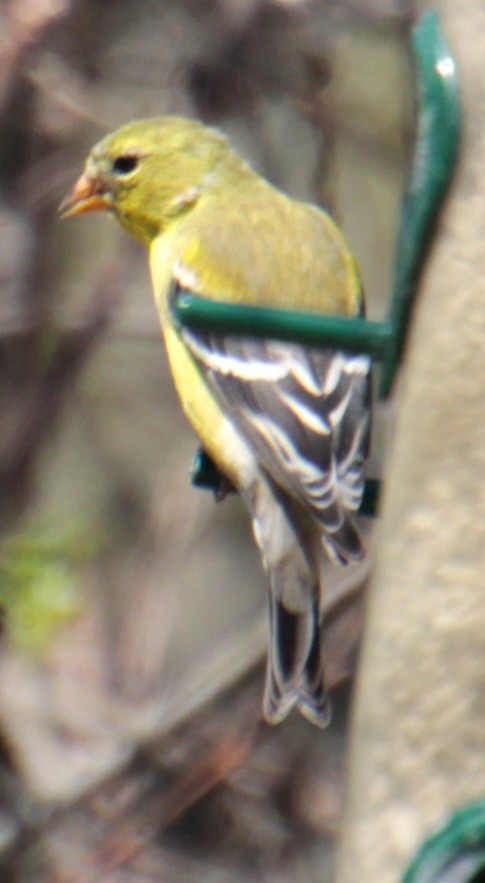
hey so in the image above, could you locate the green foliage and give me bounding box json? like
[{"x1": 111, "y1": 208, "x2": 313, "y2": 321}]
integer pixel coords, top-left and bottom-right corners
[{"x1": 0, "y1": 522, "x2": 99, "y2": 657}]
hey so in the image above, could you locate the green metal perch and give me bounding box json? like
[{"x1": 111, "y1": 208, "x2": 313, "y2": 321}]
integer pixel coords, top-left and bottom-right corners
[
  {"x1": 174, "y1": 11, "x2": 461, "y2": 514},
  {"x1": 403, "y1": 801, "x2": 485, "y2": 883}
]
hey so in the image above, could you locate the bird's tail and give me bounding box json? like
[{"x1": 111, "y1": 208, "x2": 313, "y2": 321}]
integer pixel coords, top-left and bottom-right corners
[{"x1": 263, "y1": 590, "x2": 331, "y2": 728}]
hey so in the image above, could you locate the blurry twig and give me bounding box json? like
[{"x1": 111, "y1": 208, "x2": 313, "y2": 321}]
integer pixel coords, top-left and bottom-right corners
[
  {"x1": 0, "y1": 0, "x2": 69, "y2": 111},
  {"x1": 81, "y1": 724, "x2": 260, "y2": 882},
  {"x1": 0, "y1": 252, "x2": 130, "y2": 533}
]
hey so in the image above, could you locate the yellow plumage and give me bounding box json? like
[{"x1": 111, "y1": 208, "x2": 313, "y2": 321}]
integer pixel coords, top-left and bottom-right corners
[{"x1": 60, "y1": 116, "x2": 371, "y2": 726}]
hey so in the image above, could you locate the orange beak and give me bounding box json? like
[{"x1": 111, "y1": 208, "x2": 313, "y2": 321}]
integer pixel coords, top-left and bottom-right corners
[{"x1": 59, "y1": 172, "x2": 113, "y2": 219}]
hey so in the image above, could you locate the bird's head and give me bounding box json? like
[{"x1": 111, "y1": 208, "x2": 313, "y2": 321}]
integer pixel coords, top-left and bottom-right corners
[{"x1": 59, "y1": 116, "x2": 235, "y2": 244}]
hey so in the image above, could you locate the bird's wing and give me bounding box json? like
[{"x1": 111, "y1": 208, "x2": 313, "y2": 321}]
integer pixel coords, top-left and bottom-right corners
[{"x1": 170, "y1": 276, "x2": 371, "y2": 563}]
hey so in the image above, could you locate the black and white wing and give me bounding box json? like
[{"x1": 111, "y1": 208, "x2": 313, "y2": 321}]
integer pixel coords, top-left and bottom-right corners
[{"x1": 175, "y1": 294, "x2": 371, "y2": 564}]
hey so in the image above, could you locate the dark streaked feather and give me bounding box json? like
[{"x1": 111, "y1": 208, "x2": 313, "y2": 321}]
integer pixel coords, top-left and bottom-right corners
[
  {"x1": 265, "y1": 594, "x2": 331, "y2": 727},
  {"x1": 180, "y1": 317, "x2": 371, "y2": 563}
]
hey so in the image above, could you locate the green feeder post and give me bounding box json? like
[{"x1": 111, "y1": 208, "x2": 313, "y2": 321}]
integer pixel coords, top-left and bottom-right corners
[{"x1": 380, "y1": 10, "x2": 461, "y2": 397}]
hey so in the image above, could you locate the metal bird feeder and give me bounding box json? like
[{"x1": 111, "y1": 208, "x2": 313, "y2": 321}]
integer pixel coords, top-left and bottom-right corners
[{"x1": 173, "y1": 11, "x2": 461, "y2": 518}]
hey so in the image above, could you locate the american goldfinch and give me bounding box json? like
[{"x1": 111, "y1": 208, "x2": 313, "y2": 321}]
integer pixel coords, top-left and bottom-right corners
[{"x1": 60, "y1": 117, "x2": 371, "y2": 727}]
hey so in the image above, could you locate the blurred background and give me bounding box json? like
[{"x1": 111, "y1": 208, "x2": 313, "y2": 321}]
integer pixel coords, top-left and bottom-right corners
[{"x1": 0, "y1": 0, "x2": 414, "y2": 879}]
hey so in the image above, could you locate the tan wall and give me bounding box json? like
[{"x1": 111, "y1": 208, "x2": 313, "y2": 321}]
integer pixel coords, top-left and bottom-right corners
[{"x1": 336, "y1": 1, "x2": 485, "y2": 881}]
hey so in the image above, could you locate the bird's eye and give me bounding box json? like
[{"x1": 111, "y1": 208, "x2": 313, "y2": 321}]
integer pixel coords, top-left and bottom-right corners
[{"x1": 112, "y1": 155, "x2": 140, "y2": 175}]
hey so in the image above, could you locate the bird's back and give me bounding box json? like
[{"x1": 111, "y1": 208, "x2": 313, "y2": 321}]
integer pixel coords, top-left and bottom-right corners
[{"x1": 167, "y1": 170, "x2": 363, "y2": 320}]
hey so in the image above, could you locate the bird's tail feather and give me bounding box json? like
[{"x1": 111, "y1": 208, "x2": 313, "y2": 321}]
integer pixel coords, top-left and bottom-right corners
[{"x1": 263, "y1": 592, "x2": 331, "y2": 728}]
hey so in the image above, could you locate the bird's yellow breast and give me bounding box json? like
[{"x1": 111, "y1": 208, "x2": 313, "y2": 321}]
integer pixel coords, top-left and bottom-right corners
[{"x1": 149, "y1": 235, "x2": 257, "y2": 488}]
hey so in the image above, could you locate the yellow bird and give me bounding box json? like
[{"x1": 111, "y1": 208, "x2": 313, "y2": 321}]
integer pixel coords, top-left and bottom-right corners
[{"x1": 60, "y1": 117, "x2": 371, "y2": 727}]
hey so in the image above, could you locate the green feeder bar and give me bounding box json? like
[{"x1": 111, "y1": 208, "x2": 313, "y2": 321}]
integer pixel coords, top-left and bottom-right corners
[
  {"x1": 174, "y1": 11, "x2": 461, "y2": 509},
  {"x1": 403, "y1": 801, "x2": 485, "y2": 883}
]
